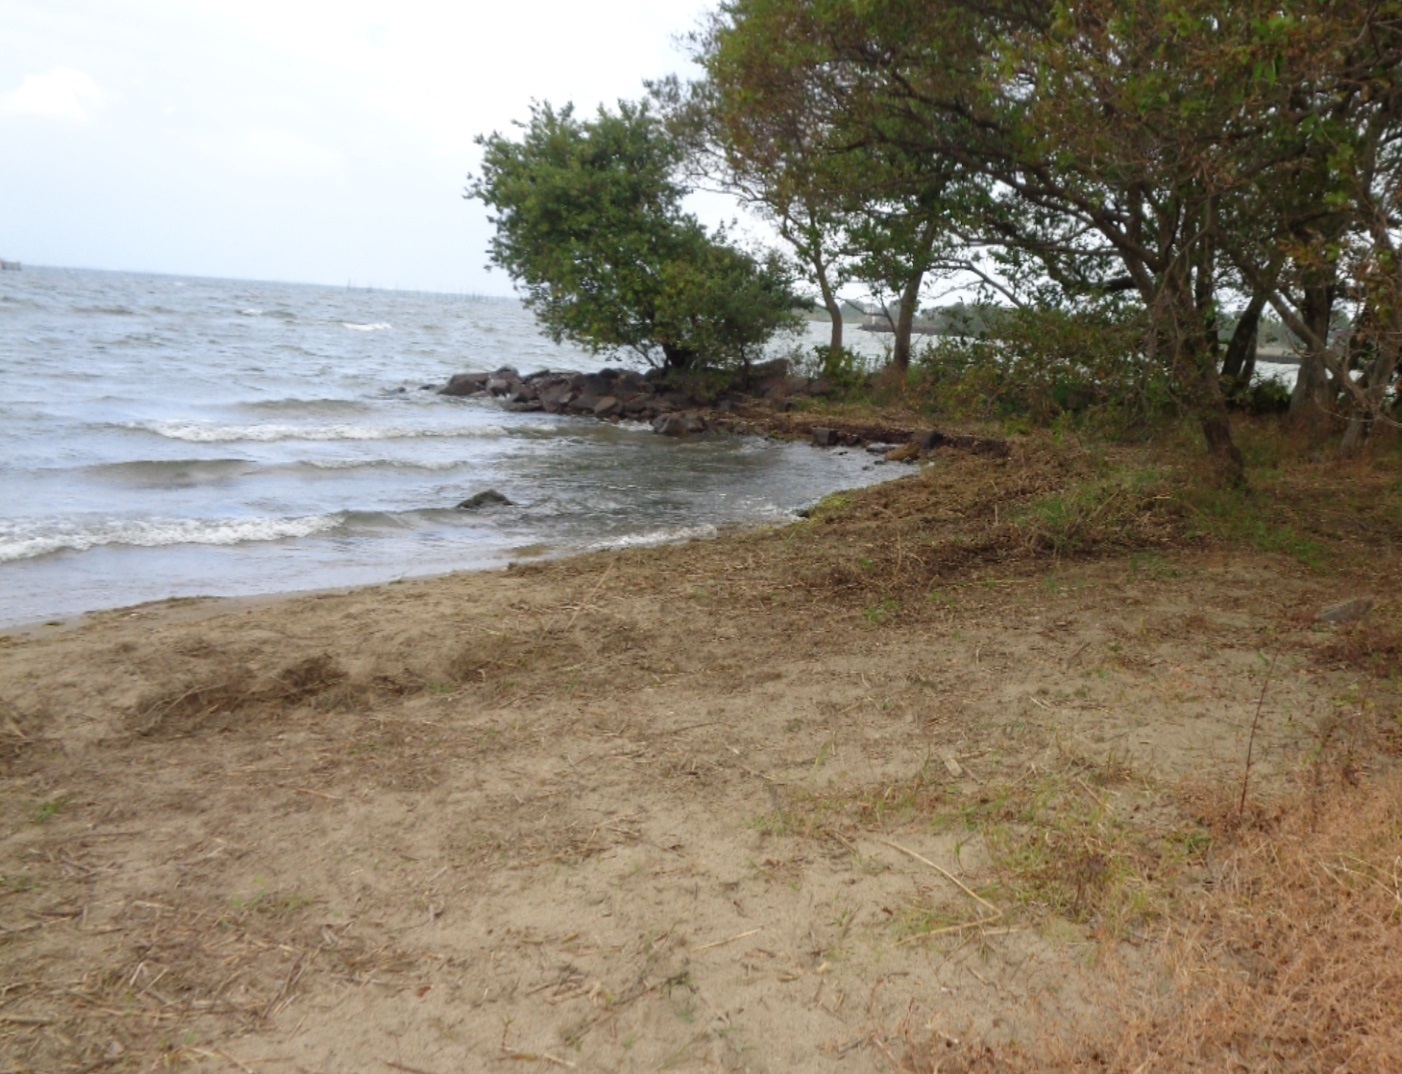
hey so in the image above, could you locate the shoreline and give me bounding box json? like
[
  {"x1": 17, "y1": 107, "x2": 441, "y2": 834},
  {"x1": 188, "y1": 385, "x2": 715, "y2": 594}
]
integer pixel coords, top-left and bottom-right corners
[
  {"x1": 4, "y1": 435, "x2": 1398, "y2": 1070},
  {"x1": 1, "y1": 367, "x2": 1003, "y2": 634}
]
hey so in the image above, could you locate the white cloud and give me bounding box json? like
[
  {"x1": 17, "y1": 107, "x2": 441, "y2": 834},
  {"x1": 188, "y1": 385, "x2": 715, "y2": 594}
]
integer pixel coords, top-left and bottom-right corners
[
  {"x1": 2, "y1": 67, "x2": 109, "y2": 123},
  {"x1": 196, "y1": 126, "x2": 345, "y2": 180}
]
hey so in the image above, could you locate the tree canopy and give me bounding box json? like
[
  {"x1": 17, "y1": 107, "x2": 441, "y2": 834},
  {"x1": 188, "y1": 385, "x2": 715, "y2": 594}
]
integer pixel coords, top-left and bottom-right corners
[
  {"x1": 467, "y1": 100, "x2": 801, "y2": 371},
  {"x1": 687, "y1": 0, "x2": 1402, "y2": 476}
]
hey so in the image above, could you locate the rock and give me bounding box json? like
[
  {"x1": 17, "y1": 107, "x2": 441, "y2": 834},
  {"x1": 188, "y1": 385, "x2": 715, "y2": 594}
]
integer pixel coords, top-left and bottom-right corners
[
  {"x1": 747, "y1": 357, "x2": 791, "y2": 381},
  {"x1": 764, "y1": 375, "x2": 811, "y2": 401},
  {"x1": 885, "y1": 442, "x2": 921, "y2": 463},
  {"x1": 652, "y1": 412, "x2": 707, "y2": 437},
  {"x1": 593, "y1": 396, "x2": 622, "y2": 419},
  {"x1": 1317, "y1": 596, "x2": 1375, "y2": 623},
  {"x1": 916, "y1": 429, "x2": 947, "y2": 451},
  {"x1": 567, "y1": 393, "x2": 601, "y2": 414},
  {"x1": 812, "y1": 427, "x2": 839, "y2": 447},
  {"x1": 456, "y1": 489, "x2": 513, "y2": 510},
  {"x1": 539, "y1": 384, "x2": 575, "y2": 413},
  {"x1": 486, "y1": 375, "x2": 517, "y2": 395},
  {"x1": 439, "y1": 372, "x2": 490, "y2": 396}
]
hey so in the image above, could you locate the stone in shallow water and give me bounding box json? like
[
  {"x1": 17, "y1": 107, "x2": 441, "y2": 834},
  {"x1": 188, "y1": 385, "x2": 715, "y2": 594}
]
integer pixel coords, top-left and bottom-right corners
[{"x1": 457, "y1": 490, "x2": 513, "y2": 510}]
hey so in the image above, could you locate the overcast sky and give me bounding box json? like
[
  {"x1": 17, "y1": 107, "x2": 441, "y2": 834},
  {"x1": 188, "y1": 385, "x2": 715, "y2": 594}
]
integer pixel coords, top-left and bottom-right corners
[{"x1": 1, "y1": 0, "x2": 719, "y2": 293}]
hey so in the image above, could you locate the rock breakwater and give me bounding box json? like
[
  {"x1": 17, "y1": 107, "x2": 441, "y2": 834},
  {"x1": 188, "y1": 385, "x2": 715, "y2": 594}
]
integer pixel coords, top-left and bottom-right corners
[{"x1": 439, "y1": 363, "x2": 1008, "y2": 459}]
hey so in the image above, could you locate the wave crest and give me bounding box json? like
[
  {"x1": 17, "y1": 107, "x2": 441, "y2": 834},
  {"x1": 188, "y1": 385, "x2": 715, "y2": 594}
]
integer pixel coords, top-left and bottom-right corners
[
  {"x1": 128, "y1": 420, "x2": 510, "y2": 443},
  {"x1": 0, "y1": 515, "x2": 342, "y2": 562}
]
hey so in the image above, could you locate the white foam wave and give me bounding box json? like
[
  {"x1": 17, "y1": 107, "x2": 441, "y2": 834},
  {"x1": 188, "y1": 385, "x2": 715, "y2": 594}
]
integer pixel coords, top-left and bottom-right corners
[
  {"x1": 239, "y1": 308, "x2": 263, "y2": 316},
  {"x1": 588, "y1": 524, "x2": 718, "y2": 551},
  {"x1": 343, "y1": 321, "x2": 392, "y2": 332},
  {"x1": 0, "y1": 515, "x2": 341, "y2": 563},
  {"x1": 132, "y1": 420, "x2": 509, "y2": 443},
  {"x1": 300, "y1": 457, "x2": 465, "y2": 471}
]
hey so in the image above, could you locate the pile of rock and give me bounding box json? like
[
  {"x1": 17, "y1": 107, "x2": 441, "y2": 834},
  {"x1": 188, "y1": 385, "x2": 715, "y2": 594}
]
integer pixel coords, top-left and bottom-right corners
[{"x1": 439, "y1": 363, "x2": 833, "y2": 437}]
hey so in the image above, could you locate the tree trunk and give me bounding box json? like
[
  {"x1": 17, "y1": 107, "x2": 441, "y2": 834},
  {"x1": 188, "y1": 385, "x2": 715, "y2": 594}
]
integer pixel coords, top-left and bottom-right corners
[
  {"x1": 890, "y1": 220, "x2": 940, "y2": 374},
  {"x1": 813, "y1": 260, "x2": 844, "y2": 362},
  {"x1": 1221, "y1": 294, "x2": 1266, "y2": 393},
  {"x1": 891, "y1": 270, "x2": 924, "y2": 373},
  {"x1": 1164, "y1": 279, "x2": 1245, "y2": 485},
  {"x1": 1289, "y1": 281, "x2": 1335, "y2": 428},
  {"x1": 662, "y1": 342, "x2": 696, "y2": 370},
  {"x1": 1339, "y1": 329, "x2": 1401, "y2": 458},
  {"x1": 1199, "y1": 372, "x2": 1245, "y2": 486}
]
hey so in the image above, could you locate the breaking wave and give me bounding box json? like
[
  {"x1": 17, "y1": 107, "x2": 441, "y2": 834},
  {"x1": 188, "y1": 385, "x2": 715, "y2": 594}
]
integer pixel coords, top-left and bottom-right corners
[{"x1": 0, "y1": 514, "x2": 343, "y2": 562}]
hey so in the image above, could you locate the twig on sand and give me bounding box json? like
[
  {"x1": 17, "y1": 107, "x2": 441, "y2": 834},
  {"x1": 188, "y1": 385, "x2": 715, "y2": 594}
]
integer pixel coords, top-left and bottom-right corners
[
  {"x1": 563, "y1": 563, "x2": 616, "y2": 632},
  {"x1": 496, "y1": 1052, "x2": 577, "y2": 1068},
  {"x1": 877, "y1": 837, "x2": 1004, "y2": 943},
  {"x1": 190, "y1": 1048, "x2": 258, "y2": 1074},
  {"x1": 1239, "y1": 654, "x2": 1279, "y2": 816},
  {"x1": 694, "y1": 927, "x2": 763, "y2": 951},
  {"x1": 875, "y1": 838, "x2": 1000, "y2": 917}
]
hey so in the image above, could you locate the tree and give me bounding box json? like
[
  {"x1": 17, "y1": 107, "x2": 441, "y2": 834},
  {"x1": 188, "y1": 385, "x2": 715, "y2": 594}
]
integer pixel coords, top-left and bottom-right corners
[
  {"x1": 467, "y1": 100, "x2": 801, "y2": 371},
  {"x1": 697, "y1": 0, "x2": 1278, "y2": 480},
  {"x1": 686, "y1": 3, "x2": 981, "y2": 376},
  {"x1": 651, "y1": 74, "x2": 858, "y2": 368}
]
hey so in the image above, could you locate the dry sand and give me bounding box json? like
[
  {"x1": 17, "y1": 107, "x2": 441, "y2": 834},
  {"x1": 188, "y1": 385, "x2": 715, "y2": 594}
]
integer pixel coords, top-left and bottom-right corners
[{"x1": 2, "y1": 443, "x2": 1398, "y2": 1072}]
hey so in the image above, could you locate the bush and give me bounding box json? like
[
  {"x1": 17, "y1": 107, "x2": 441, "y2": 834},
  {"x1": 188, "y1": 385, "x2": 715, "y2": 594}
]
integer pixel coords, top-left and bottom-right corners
[{"x1": 913, "y1": 305, "x2": 1177, "y2": 435}]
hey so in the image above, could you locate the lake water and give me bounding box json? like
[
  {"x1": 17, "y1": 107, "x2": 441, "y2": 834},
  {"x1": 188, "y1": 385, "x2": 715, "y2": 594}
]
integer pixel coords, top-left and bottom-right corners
[{"x1": 0, "y1": 266, "x2": 897, "y2": 627}]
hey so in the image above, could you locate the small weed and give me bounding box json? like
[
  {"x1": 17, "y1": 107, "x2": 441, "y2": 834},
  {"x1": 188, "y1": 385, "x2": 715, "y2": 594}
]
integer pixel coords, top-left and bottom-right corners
[
  {"x1": 1129, "y1": 550, "x2": 1180, "y2": 579},
  {"x1": 230, "y1": 885, "x2": 313, "y2": 916},
  {"x1": 863, "y1": 597, "x2": 900, "y2": 625},
  {"x1": 31, "y1": 798, "x2": 67, "y2": 823}
]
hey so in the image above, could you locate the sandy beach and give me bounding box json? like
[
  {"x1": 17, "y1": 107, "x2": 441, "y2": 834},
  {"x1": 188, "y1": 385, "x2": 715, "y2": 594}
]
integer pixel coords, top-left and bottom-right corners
[{"x1": 4, "y1": 438, "x2": 1400, "y2": 1072}]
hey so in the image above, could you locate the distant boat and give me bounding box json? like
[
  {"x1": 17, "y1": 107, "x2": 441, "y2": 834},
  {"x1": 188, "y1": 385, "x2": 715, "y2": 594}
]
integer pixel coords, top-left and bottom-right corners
[{"x1": 0, "y1": 259, "x2": 20, "y2": 271}]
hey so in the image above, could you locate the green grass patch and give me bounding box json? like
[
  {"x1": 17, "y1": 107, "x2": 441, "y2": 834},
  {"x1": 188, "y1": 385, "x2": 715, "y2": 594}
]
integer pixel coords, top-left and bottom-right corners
[
  {"x1": 1183, "y1": 484, "x2": 1328, "y2": 568},
  {"x1": 1013, "y1": 463, "x2": 1181, "y2": 556}
]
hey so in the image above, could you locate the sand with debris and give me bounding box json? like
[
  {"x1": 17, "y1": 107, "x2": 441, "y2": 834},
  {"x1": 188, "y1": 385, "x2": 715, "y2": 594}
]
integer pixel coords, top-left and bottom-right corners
[{"x1": 3, "y1": 441, "x2": 1399, "y2": 1072}]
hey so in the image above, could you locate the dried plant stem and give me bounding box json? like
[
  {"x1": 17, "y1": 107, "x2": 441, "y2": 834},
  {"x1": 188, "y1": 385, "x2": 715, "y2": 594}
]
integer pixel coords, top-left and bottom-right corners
[{"x1": 1239, "y1": 653, "x2": 1279, "y2": 816}]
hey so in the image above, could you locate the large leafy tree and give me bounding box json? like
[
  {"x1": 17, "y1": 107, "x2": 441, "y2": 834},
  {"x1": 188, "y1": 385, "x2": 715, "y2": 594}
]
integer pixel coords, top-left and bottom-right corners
[
  {"x1": 467, "y1": 100, "x2": 801, "y2": 370},
  {"x1": 686, "y1": 3, "x2": 984, "y2": 374},
  {"x1": 651, "y1": 72, "x2": 858, "y2": 366}
]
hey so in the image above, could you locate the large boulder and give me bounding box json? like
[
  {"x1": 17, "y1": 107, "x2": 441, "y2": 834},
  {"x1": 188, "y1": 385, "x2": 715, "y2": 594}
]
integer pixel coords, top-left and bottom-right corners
[
  {"x1": 539, "y1": 383, "x2": 575, "y2": 413},
  {"x1": 440, "y1": 372, "x2": 490, "y2": 396}
]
